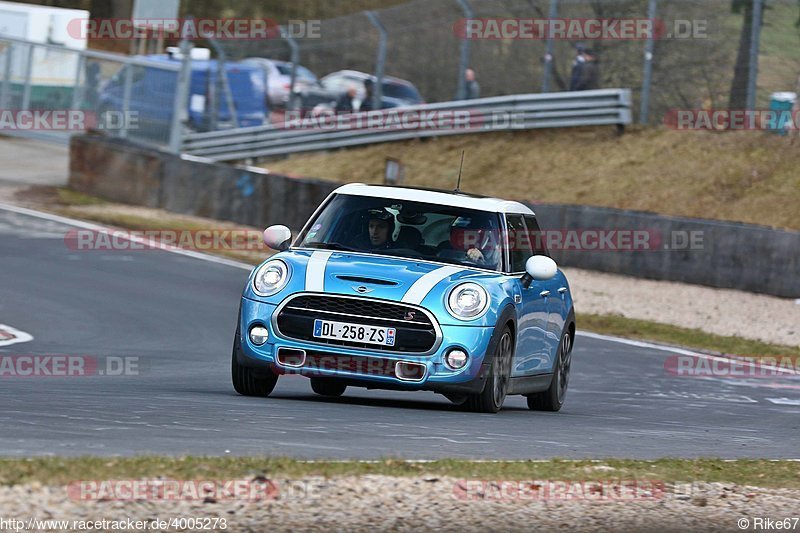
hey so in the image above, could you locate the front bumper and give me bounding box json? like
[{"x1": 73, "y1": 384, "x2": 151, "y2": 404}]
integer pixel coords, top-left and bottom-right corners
[{"x1": 239, "y1": 296, "x2": 494, "y2": 394}]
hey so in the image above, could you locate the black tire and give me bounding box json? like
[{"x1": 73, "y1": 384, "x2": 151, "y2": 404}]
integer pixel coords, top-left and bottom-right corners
[
  {"x1": 464, "y1": 326, "x2": 514, "y2": 413},
  {"x1": 527, "y1": 329, "x2": 572, "y2": 412},
  {"x1": 310, "y1": 378, "x2": 347, "y2": 397},
  {"x1": 231, "y1": 328, "x2": 278, "y2": 397}
]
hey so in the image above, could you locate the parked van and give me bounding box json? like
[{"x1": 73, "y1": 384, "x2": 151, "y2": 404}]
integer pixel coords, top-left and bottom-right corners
[{"x1": 99, "y1": 51, "x2": 268, "y2": 138}]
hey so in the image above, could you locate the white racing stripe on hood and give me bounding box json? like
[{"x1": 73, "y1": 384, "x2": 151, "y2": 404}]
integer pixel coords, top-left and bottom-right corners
[
  {"x1": 401, "y1": 265, "x2": 463, "y2": 304},
  {"x1": 305, "y1": 251, "x2": 333, "y2": 292}
]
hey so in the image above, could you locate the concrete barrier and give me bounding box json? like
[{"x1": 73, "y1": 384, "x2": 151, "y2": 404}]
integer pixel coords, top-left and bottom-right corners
[
  {"x1": 69, "y1": 134, "x2": 800, "y2": 298},
  {"x1": 531, "y1": 204, "x2": 800, "y2": 298}
]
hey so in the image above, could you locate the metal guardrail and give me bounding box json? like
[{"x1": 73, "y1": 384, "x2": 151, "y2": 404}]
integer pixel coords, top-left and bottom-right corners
[{"x1": 182, "y1": 89, "x2": 632, "y2": 162}]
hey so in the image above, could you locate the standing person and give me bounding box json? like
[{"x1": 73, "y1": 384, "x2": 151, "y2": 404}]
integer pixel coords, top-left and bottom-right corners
[
  {"x1": 465, "y1": 68, "x2": 480, "y2": 99},
  {"x1": 335, "y1": 85, "x2": 357, "y2": 113},
  {"x1": 576, "y1": 49, "x2": 600, "y2": 91},
  {"x1": 569, "y1": 43, "x2": 586, "y2": 91},
  {"x1": 360, "y1": 78, "x2": 375, "y2": 111}
]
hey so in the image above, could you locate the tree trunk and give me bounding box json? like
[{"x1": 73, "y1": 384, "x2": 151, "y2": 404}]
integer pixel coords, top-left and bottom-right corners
[{"x1": 729, "y1": 0, "x2": 754, "y2": 109}]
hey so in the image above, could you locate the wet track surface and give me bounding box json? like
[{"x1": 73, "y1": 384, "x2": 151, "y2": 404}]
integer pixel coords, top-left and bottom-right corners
[{"x1": 1, "y1": 205, "x2": 799, "y2": 459}]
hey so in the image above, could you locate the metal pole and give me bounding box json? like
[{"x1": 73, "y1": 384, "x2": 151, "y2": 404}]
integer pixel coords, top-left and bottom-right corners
[
  {"x1": 71, "y1": 54, "x2": 86, "y2": 110},
  {"x1": 541, "y1": 0, "x2": 558, "y2": 93},
  {"x1": 21, "y1": 44, "x2": 34, "y2": 110},
  {"x1": 1, "y1": 44, "x2": 14, "y2": 110},
  {"x1": 455, "y1": 0, "x2": 473, "y2": 100},
  {"x1": 204, "y1": 34, "x2": 238, "y2": 128},
  {"x1": 746, "y1": 0, "x2": 763, "y2": 110},
  {"x1": 282, "y1": 26, "x2": 299, "y2": 110},
  {"x1": 365, "y1": 10, "x2": 387, "y2": 111},
  {"x1": 168, "y1": 33, "x2": 194, "y2": 153},
  {"x1": 639, "y1": 0, "x2": 657, "y2": 124},
  {"x1": 119, "y1": 59, "x2": 134, "y2": 138}
]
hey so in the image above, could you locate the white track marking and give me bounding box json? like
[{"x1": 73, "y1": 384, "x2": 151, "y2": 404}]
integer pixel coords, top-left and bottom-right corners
[
  {"x1": 578, "y1": 331, "x2": 799, "y2": 376},
  {"x1": 0, "y1": 203, "x2": 253, "y2": 271},
  {"x1": 0, "y1": 324, "x2": 33, "y2": 347}
]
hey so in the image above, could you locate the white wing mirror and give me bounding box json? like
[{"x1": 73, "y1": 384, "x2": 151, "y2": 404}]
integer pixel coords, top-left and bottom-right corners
[
  {"x1": 263, "y1": 225, "x2": 292, "y2": 251},
  {"x1": 521, "y1": 255, "x2": 557, "y2": 288}
]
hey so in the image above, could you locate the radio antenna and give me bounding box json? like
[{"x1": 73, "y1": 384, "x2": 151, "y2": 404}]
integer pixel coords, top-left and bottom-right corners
[{"x1": 455, "y1": 150, "x2": 465, "y2": 193}]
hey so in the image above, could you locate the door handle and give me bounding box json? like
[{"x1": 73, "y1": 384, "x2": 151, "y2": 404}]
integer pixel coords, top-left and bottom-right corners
[
  {"x1": 558, "y1": 287, "x2": 568, "y2": 294},
  {"x1": 540, "y1": 290, "x2": 550, "y2": 298}
]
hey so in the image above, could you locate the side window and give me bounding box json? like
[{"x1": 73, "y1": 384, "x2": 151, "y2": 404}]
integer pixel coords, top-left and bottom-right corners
[
  {"x1": 524, "y1": 215, "x2": 549, "y2": 257},
  {"x1": 505, "y1": 214, "x2": 533, "y2": 272}
]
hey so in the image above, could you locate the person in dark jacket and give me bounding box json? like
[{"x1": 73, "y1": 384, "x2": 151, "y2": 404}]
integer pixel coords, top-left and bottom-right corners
[
  {"x1": 335, "y1": 85, "x2": 357, "y2": 113},
  {"x1": 360, "y1": 78, "x2": 375, "y2": 111},
  {"x1": 569, "y1": 45, "x2": 600, "y2": 91}
]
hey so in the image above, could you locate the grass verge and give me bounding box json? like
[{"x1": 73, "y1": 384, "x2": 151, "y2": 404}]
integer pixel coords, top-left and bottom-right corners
[
  {"x1": 578, "y1": 313, "x2": 800, "y2": 358},
  {"x1": 0, "y1": 457, "x2": 798, "y2": 487}
]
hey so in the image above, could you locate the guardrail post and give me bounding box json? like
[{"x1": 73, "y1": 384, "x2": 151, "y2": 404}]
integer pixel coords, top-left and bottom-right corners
[
  {"x1": 168, "y1": 35, "x2": 194, "y2": 154},
  {"x1": 282, "y1": 27, "x2": 300, "y2": 111},
  {"x1": 1, "y1": 43, "x2": 14, "y2": 110},
  {"x1": 639, "y1": 0, "x2": 657, "y2": 124},
  {"x1": 21, "y1": 44, "x2": 34, "y2": 110},
  {"x1": 541, "y1": 0, "x2": 558, "y2": 93},
  {"x1": 455, "y1": 0, "x2": 473, "y2": 100},
  {"x1": 365, "y1": 10, "x2": 387, "y2": 111},
  {"x1": 204, "y1": 34, "x2": 238, "y2": 129}
]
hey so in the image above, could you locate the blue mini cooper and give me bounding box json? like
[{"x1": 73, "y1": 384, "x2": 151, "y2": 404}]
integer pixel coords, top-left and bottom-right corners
[{"x1": 233, "y1": 184, "x2": 575, "y2": 413}]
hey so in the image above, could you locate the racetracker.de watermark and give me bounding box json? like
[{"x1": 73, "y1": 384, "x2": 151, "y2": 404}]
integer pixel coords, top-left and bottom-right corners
[
  {"x1": 0, "y1": 355, "x2": 142, "y2": 377},
  {"x1": 452, "y1": 479, "x2": 665, "y2": 501},
  {"x1": 453, "y1": 229, "x2": 704, "y2": 252},
  {"x1": 64, "y1": 229, "x2": 267, "y2": 252},
  {"x1": 453, "y1": 18, "x2": 707, "y2": 40},
  {"x1": 67, "y1": 18, "x2": 321, "y2": 40},
  {"x1": 664, "y1": 355, "x2": 800, "y2": 378},
  {"x1": 664, "y1": 109, "x2": 800, "y2": 131},
  {"x1": 0, "y1": 110, "x2": 137, "y2": 131},
  {"x1": 66, "y1": 479, "x2": 316, "y2": 501},
  {"x1": 282, "y1": 109, "x2": 524, "y2": 132}
]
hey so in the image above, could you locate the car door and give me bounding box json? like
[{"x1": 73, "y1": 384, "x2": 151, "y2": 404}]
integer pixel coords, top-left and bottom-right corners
[
  {"x1": 506, "y1": 214, "x2": 549, "y2": 376},
  {"x1": 525, "y1": 214, "x2": 563, "y2": 366}
]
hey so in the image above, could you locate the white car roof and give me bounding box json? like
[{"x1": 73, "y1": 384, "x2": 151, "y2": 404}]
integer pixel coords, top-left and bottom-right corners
[{"x1": 334, "y1": 184, "x2": 534, "y2": 215}]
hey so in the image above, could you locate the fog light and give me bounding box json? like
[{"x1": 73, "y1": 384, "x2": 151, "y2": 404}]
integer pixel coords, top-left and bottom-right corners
[
  {"x1": 249, "y1": 325, "x2": 269, "y2": 345},
  {"x1": 445, "y1": 349, "x2": 468, "y2": 370}
]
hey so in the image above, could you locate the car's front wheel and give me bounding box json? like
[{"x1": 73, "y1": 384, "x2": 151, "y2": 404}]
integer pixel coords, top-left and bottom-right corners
[
  {"x1": 527, "y1": 329, "x2": 572, "y2": 411},
  {"x1": 231, "y1": 327, "x2": 278, "y2": 397},
  {"x1": 464, "y1": 325, "x2": 513, "y2": 413},
  {"x1": 310, "y1": 378, "x2": 347, "y2": 397}
]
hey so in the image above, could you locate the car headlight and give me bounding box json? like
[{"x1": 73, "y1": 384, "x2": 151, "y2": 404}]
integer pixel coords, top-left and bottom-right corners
[
  {"x1": 253, "y1": 260, "x2": 289, "y2": 296},
  {"x1": 447, "y1": 282, "x2": 489, "y2": 320}
]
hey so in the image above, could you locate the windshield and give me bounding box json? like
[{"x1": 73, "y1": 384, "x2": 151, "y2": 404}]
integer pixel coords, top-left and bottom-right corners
[
  {"x1": 382, "y1": 82, "x2": 422, "y2": 102},
  {"x1": 295, "y1": 194, "x2": 504, "y2": 271}
]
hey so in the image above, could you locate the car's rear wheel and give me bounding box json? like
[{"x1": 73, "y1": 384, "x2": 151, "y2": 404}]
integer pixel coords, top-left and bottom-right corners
[
  {"x1": 464, "y1": 326, "x2": 513, "y2": 413},
  {"x1": 231, "y1": 327, "x2": 278, "y2": 397},
  {"x1": 310, "y1": 378, "x2": 347, "y2": 397},
  {"x1": 527, "y1": 329, "x2": 572, "y2": 411}
]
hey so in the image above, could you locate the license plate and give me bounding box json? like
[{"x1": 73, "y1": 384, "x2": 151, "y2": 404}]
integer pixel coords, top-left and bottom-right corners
[{"x1": 313, "y1": 319, "x2": 396, "y2": 346}]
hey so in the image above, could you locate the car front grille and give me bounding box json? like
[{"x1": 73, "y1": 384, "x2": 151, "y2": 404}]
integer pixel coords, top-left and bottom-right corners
[{"x1": 275, "y1": 294, "x2": 439, "y2": 353}]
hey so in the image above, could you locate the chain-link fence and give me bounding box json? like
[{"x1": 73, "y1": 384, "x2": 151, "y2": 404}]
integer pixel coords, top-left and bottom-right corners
[
  {"x1": 1, "y1": 0, "x2": 797, "y2": 146},
  {"x1": 0, "y1": 35, "x2": 184, "y2": 148},
  {"x1": 216, "y1": 0, "x2": 799, "y2": 125}
]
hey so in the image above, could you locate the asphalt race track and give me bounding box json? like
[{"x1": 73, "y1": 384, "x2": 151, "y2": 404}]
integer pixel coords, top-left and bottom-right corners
[{"x1": 1, "y1": 205, "x2": 799, "y2": 459}]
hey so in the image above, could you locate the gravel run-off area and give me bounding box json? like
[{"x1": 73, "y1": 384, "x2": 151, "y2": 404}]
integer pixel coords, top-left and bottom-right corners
[{"x1": 2, "y1": 476, "x2": 799, "y2": 532}]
